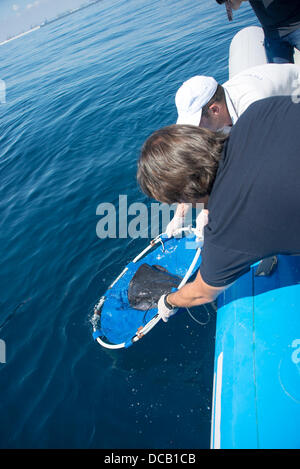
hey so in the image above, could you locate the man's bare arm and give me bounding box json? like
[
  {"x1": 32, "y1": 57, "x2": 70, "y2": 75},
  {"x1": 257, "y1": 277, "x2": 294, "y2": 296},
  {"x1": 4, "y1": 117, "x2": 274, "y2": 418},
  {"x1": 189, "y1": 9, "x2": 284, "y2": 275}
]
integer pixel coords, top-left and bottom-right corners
[{"x1": 167, "y1": 270, "x2": 228, "y2": 308}]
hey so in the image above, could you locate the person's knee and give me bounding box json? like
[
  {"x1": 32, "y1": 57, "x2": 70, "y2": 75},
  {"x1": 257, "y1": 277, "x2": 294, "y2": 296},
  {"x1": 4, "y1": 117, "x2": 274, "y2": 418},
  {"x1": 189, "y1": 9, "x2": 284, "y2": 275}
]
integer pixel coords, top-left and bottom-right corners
[
  {"x1": 264, "y1": 36, "x2": 294, "y2": 63},
  {"x1": 267, "y1": 54, "x2": 292, "y2": 64}
]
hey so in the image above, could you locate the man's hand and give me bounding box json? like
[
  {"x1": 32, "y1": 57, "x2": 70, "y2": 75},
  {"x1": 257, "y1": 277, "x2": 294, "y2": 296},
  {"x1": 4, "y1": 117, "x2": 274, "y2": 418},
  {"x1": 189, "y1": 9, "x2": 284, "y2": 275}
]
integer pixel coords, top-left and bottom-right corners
[
  {"x1": 195, "y1": 209, "x2": 209, "y2": 240},
  {"x1": 165, "y1": 203, "x2": 191, "y2": 238},
  {"x1": 158, "y1": 294, "x2": 178, "y2": 323},
  {"x1": 165, "y1": 214, "x2": 185, "y2": 238}
]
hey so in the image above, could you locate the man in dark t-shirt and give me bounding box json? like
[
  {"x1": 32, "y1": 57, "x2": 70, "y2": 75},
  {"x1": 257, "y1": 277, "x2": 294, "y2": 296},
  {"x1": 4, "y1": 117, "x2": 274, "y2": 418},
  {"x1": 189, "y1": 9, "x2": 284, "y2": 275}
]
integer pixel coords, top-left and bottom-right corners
[
  {"x1": 199, "y1": 96, "x2": 300, "y2": 287},
  {"x1": 137, "y1": 96, "x2": 300, "y2": 320},
  {"x1": 221, "y1": 0, "x2": 300, "y2": 63}
]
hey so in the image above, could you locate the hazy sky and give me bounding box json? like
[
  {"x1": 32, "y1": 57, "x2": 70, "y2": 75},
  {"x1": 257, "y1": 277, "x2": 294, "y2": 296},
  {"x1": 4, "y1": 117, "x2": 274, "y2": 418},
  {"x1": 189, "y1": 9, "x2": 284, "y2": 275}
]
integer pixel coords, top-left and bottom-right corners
[{"x1": 0, "y1": 0, "x2": 90, "y2": 41}]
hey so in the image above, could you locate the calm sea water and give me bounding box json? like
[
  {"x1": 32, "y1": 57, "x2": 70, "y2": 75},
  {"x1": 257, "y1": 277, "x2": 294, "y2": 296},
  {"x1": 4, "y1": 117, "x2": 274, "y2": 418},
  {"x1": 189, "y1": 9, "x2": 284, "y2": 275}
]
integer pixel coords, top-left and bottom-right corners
[{"x1": 0, "y1": 0, "x2": 257, "y2": 449}]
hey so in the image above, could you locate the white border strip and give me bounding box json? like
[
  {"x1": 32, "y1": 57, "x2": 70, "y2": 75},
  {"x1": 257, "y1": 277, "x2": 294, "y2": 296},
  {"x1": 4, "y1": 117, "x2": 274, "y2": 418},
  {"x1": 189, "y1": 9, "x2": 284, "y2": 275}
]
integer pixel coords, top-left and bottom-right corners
[{"x1": 211, "y1": 351, "x2": 223, "y2": 449}]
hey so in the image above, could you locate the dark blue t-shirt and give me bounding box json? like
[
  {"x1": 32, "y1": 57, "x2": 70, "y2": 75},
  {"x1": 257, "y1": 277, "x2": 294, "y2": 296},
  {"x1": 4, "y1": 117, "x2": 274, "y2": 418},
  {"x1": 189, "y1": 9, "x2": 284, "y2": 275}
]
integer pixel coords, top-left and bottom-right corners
[
  {"x1": 249, "y1": 0, "x2": 300, "y2": 38},
  {"x1": 200, "y1": 96, "x2": 300, "y2": 287}
]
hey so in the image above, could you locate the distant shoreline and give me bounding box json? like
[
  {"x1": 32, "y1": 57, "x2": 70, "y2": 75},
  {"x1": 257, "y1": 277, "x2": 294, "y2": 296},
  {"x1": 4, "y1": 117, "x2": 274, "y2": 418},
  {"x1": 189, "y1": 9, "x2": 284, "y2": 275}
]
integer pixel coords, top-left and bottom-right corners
[
  {"x1": 0, "y1": 0, "x2": 101, "y2": 47},
  {"x1": 0, "y1": 26, "x2": 41, "y2": 46}
]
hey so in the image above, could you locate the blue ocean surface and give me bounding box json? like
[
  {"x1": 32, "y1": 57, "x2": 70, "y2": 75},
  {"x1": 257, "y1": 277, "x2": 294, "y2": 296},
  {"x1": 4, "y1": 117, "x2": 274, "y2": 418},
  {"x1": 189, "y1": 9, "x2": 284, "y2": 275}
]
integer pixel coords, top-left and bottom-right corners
[{"x1": 0, "y1": 0, "x2": 257, "y2": 449}]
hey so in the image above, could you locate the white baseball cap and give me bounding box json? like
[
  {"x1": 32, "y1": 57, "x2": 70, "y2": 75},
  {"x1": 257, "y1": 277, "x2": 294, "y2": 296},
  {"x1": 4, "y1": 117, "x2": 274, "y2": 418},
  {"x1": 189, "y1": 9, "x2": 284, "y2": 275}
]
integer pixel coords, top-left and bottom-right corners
[{"x1": 175, "y1": 76, "x2": 218, "y2": 126}]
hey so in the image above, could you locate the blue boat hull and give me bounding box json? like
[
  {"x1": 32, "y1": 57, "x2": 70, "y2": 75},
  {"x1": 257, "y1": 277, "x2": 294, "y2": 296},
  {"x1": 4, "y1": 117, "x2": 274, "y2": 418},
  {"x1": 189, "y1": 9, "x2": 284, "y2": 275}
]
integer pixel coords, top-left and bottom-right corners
[{"x1": 211, "y1": 255, "x2": 300, "y2": 449}]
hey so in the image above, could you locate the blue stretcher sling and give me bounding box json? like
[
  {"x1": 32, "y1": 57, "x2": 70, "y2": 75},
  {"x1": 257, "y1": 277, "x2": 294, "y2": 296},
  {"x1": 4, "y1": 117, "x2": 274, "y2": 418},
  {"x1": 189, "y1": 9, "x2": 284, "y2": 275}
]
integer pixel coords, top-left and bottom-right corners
[{"x1": 92, "y1": 227, "x2": 202, "y2": 349}]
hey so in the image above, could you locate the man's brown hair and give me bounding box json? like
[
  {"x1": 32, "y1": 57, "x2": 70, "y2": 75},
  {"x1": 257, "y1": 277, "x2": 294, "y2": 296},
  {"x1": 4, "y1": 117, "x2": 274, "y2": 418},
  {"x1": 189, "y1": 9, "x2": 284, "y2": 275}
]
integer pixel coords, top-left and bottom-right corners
[{"x1": 137, "y1": 124, "x2": 227, "y2": 204}]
